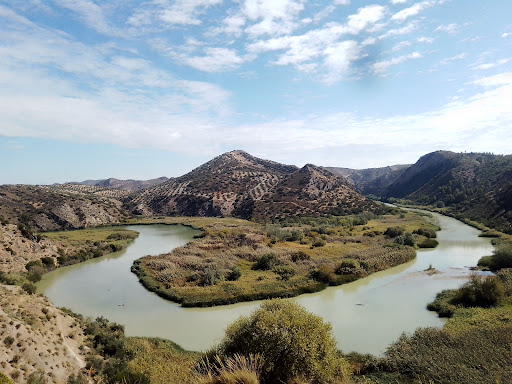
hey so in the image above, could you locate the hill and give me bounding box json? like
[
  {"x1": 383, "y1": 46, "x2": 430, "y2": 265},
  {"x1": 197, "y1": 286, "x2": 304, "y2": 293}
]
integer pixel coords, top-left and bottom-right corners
[
  {"x1": 325, "y1": 164, "x2": 409, "y2": 196},
  {"x1": 126, "y1": 150, "x2": 378, "y2": 220},
  {"x1": 0, "y1": 184, "x2": 129, "y2": 231},
  {"x1": 70, "y1": 176, "x2": 169, "y2": 191},
  {"x1": 380, "y1": 151, "x2": 512, "y2": 233}
]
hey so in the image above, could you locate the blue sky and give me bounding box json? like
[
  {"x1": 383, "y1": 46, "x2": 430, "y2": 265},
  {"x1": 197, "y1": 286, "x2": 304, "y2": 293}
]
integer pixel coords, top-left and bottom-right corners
[{"x1": 1, "y1": 0, "x2": 511, "y2": 184}]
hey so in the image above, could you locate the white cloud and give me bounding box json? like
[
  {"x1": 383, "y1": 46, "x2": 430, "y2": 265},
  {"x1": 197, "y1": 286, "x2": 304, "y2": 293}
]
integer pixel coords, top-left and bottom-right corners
[
  {"x1": 474, "y1": 59, "x2": 510, "y2": 70},
  {"x1": 439, "y1": 53, "x2": 466, "y2": 66},
  {"x1": 392, "y1": 40, "x2": 412, "y2": 52},
  {"x1": 242, "y1": 0, "x2": 305, "y2": 37},
  {"x1": 334, "y1": 0, "x2": 350, "y2": 5},
  {"x1": 52, "y1": 0, "x2": 116, "y2": 36},
  {"x1": 345, "y1": 5, "x2": 386, "y2": 34},
  {"x1": 417, "y1": 36, "x2": 434, "y2": 43},
  {"x1": 379, "y1": 21, "x2": 418, "y2": 39},
  {"x1": 390, "y1": 0, "x2": 408, "y2": 4},
  {"x1": 391, "y1": 1, "x2": 435, "y2": 23},
  {"x1": 372, "y1": 51, "x2": 422, "y2": 75},
  {"x1": 502, "y1": 32, "x2": 512, "y2": 38},
  {"x1": 435, "y1": 23, "x2": 458, "y2": 34},
  {"x1": 322, "y1": 40, "x2": 361, "y2": 83},
  {"x1": 173, "y1": 47, "x2": 248, "y2": 72},
  {"x1": 128, "y1": 0, "x2": 222, "y2": 27}
]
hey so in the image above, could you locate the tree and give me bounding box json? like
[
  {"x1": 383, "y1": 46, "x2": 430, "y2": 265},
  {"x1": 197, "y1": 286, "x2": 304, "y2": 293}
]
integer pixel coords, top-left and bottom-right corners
[{"x1": 212, "y1": 300, "x2": 349, "y2": 384}]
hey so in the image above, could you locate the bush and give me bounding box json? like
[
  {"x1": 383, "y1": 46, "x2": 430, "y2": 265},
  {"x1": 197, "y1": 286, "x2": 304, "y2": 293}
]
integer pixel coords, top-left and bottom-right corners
[
  {"x1": 413, "y1": 228, "x2": 437, "y2": 238},
  {"x1": 418, "y1": 239, "x2": 439, "y2": 248},
  {"x1": 27, "y1": 371, "x2": 47, "y2": 384},
  {"x1": 0, "y1": 373, "x2": 13, "y2": 384},
  {"x1": 384, "y1": 226, "x2": 404, "y2": 238},
  {"x1": 291, "y1": 251, "x2": 310, "y2": 262},
  {"x1": 272, "y1": 266, "x2": 296, "y2": 281},
  {"x1": 253, "y1": 253, "x2": 280, "y2": 271},
  {"x1": 226, "y1": 267, "x2": 242, "y2": 281},
  {"x1": 309, "y1": 265, "x2": 336, "y2": 285},
  {"x1": 41, "y1": 257, "x2": 55, "y2": 268},
  {"x1": 489, "y1": 243, "x2": 512, "y2": 271},
  {"x1": 22, "y1": 281, "x2": 37, "y2": 294},
  {"x1": 311, "y1": 238, "x2": 326, "y2": 248},
  {"x1": 213, "y1": 300, "x2": 349, "y2": 384},
  {"x1": 452, "y1": 274, "x2": 504, "y2": 308},
  {"x1": 497, "y1": 268, "x2": 512, "y2": 295}
]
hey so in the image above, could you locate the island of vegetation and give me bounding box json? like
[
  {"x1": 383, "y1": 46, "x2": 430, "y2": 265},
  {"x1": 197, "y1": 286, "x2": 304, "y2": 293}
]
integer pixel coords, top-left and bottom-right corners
[{"x1": 129, "y1": 209, "x2": 438, "y2": 307}]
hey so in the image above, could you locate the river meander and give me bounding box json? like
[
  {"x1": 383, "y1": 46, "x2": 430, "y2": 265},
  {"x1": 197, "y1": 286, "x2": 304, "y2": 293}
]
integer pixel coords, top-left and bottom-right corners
[{"x1": 37, "y1": 212, "x2": 493, "y2": 355}]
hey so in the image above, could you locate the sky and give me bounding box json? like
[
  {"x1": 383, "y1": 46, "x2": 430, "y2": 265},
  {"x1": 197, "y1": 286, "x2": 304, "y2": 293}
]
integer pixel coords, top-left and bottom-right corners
[{"x1": 1, "y1": 0, "x2": 511, "y2": 184}]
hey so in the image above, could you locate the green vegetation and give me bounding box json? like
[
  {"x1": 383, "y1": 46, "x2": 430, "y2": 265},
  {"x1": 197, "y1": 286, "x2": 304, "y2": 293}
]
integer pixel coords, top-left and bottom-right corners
[
  {"x1": 0, "y1": 373, "x2": 13, "y2": 384},
  {"x1": 427, "y1": 274, "x2": 505, "y2": 317},
  {"x1": 42, "y1": 228, "x2": 138, "y2": 267},
  {"x1": 203, "y1": 300, "x2": 349, "y2": 384},
  {"x1": 132, "y1": 212, "x2": 433, "y2": 306}
]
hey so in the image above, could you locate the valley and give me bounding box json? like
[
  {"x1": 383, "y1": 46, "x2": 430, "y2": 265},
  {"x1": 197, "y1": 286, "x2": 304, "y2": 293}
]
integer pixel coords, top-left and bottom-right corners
[{"x1": 1, "y1": 149, "x2": 512, "y2": 384}]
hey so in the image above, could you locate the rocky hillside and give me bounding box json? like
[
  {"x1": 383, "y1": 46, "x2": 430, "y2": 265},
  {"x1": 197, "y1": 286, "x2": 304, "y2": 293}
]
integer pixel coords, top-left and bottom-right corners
[
  {"x1": 0, "y1": 185, "x2": 129, "y2": 231},
  {"x1": 380, "y1": 151, "x2": 512, "y2": 233},
  {"x1": 127, "y1": 150, "x2": 377, "y2": 220},
  {"x1": 71, "y1": 176, "x2": 169, "y2": 191},
  {"x1": 251, "y1": 164, "x2": 378, "y2": 220},
  {"x1": 325, "y1": 165, "x2": 409, "y2": 196},
  {"x1": 0, "y1": 223, "x2": 61, "y2": 274},
  {"x1": 0, "y1": 284, "x2": 87, "y2": 383}
]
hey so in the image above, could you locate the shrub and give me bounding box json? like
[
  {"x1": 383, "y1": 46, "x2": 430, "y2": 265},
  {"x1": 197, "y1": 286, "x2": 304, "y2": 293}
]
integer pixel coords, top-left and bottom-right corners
[
  {"x1": 3, "y1": 336, "x2": 14, "y2": 347},
  {"x1": 212, "y1": 300, "x2": 349, "y2": 384},
  {"x1": 25, "y1": 260, "x2": 43, "y2": 271},
  {"x1": 226, "y1": 267, "x2": 242, "y2": 281},
  {"x1": 311, "y1": 238, "x2": 326, "y2": 248},
  {"x1": 41, "y1": 257, "x2": 55, "y2": 268},
  {"x1": 417, "y1": 239, "x2": 439, "y2": 248},
  {"x1": 413, "y1": 228, "x2": 437, "y2": 238},
  {"x1": 309, "y1": 265, "x2": 336, "y2": 285},
  {"x1": 0, "y1": 373, "x2": 13, "y2": 384},
  {"x1": 384, "y1": 226, "x2": 404, "y2": 238},
  {"x1": 27, "y1": 370, "x2": 47, "y2": 384},
  {"x1": 291, "y1": 251, "x2": 310, "y2": 262},
  {"x1": 452, "y1": 274, "x2": 504, "y2": 308},
  {"x1": 22, "y1": 281, "x2": 37, "y2": 294},
  {"x1": 253, "y1": 254, "x2": 280, "y2": 271},
  {"x1": 489, "y1": 243, "x2": 512, "y2": 271},
  {"x1": 201, "y1": 266, "x2": 222, "y2": 286},
  {"x1": 272, "y1": 266, "x2": 296, "y2": 281},
  {"x1": 497, "y1": 268, "x2": 512, "y2": 295},
  {"x1": 335, "y1": 259, "x2": 360, "y2": 275}
]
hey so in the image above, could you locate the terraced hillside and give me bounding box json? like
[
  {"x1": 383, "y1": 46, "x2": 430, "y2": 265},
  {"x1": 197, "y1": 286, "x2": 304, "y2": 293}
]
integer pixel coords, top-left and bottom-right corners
[
  {"x1": 127, "y1": 151, "x2": 377, "y2": 220},
  {"x1": 127, "y1": 150, "x2": 299, "y2": 218},
  {"x1": 0, "y1": 184, "x2": 129, "y2": 231},
  {"x1": 70, "y1": 176, "x2": 169, "y2": 191},
  {"x1": 252, "y1": 164, "x2": 378, "y2": 220}
]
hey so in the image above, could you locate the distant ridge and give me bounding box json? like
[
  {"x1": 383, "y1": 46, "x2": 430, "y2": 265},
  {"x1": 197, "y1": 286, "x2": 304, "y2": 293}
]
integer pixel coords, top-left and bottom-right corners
[{"x1": 68, "y1": 176, "x2": 169, "y2": 191}]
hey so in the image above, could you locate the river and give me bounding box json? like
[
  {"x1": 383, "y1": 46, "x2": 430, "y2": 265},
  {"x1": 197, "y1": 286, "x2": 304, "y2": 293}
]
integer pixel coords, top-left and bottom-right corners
[{"x1": 37, "y1": 212, "x2": 493, "y2": 355}]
